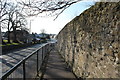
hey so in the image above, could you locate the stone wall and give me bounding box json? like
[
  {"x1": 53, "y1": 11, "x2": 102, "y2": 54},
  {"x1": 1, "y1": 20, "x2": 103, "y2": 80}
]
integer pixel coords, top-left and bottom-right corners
[{"x1": 56, "y1": 2, "x2": 120, "y2": 78}]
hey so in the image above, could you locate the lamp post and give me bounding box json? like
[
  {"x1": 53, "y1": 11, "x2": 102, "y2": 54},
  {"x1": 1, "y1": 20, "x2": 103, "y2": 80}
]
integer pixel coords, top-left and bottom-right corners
[
  {"x1": 0, "y1": 20, "x2": 2, "y2": 77},
  {"x1": 29, "y1": 19, "x2": 34, "y2": 34}
]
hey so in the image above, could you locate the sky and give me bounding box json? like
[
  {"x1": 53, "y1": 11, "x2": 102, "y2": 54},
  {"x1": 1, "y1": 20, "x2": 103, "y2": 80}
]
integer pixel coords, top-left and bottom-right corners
[
  {"x1": 29, "y1": 1, "x2": 95, "y2": 34},
  {"x1": 1, "y1": 0, "x2": 95, "y2": 34}
]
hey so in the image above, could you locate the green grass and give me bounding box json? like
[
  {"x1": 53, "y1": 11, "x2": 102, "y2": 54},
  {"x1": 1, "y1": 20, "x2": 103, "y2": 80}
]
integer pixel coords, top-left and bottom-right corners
[
  {"x1": 5, "y1": 43, "x2": 19, "y2": 46},
  {"x1": 3, "y1": 40, "x2": 8, "y2": 43},
  {"x1": 0, "y1": 40, "x2": 20, "y2": 46},
  {"x1": 0, "y1": 44, "x2": 5, "y2": 46},
  {"x1": 12, "y1": 43, "x2": 19, "y2": 45},
  {"x1": 3, "y1": 40, "x2": 13, "y2": 43}
]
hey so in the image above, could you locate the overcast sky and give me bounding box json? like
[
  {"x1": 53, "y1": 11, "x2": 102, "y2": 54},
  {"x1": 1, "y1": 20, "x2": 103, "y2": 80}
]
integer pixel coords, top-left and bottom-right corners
[{"x1": 29, "y1": 1, "x2": 95, "y2": 34}]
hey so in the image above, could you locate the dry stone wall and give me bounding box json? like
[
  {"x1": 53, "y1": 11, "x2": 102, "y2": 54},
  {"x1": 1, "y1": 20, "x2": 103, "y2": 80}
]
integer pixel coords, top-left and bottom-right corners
[{"x1": 56, "y1": 2, "x2": 120, "y2": 78}]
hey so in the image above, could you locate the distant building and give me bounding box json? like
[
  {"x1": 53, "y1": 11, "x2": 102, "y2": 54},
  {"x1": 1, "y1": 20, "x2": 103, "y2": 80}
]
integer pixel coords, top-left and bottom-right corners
[
  {"x1": 27, "y1": 34, "x2": 34, "y2": 43},
  {"x1": 3, "y1": 30, "x2": 31, "y2": 43},
  {"x1": 31, "y1": 33, "x2": 51, "y2": 43},
  {"x1": 10, "y1": 30, "x2": 30, "y2": 43},
  {"x1": 1, "y1": 32, "x2": 7, "y2": 40},
  {"x1": 49, "y1": 34, "x2": 56, "y2": 39}
]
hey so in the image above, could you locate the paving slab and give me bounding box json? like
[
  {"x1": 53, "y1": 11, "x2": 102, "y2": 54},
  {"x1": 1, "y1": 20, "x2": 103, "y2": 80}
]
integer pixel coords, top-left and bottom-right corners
[{"x1": 43, "y1": 49, "x2": 77, "y2": 79}]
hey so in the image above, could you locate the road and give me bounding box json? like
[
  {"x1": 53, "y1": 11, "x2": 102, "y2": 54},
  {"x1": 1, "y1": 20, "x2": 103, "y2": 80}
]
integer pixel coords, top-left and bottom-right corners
[
  {"x1": 0, "y1": 43, "x2": 47, "y2": 78},
  {"x1": 0, "y1": 39, "x2": 57, "y2": 78}
]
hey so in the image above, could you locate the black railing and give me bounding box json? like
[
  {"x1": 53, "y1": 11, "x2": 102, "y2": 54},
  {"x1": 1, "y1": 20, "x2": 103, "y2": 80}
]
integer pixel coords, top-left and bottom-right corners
[{"x1": 1, "y1": 42, "x2": 55, "y2": 80}]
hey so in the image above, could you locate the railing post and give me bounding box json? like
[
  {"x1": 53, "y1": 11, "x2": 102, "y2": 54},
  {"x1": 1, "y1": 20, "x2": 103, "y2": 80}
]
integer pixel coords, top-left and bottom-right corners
[
  {"x1": 37, "y1": 50, "x2": 39, "y2": 74},
  {"x1": 45, "y1": 45, "x2": 46, "y2": 55},
  {"x1": 23, "y1": 61, "x2": 26, "y2": 80},
  {"x1": 47, "y1": 44, "x2": 48, "y2": 53},
  {"x1": 48, "y1": 44, "x2": 50, "y2": 52},
  {"x1": 42, "y1": 47, "x2": 43, "y2": 61}
]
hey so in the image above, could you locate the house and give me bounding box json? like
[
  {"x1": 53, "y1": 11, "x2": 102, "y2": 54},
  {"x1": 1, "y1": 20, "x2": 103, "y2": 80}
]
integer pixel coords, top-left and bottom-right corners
[
  {"x1": 1, "y1": 32, "x2": 7, "y2": 40},
  {"x1": 31, "y1": 33, "x2": 51, "y2": 43},
  {"x1": 9, "y1": 30, "x2": 30, "y2": 43},
  {"x1": 49, "y1": 34, "x2": 56, "y2": 39},
  {"x1": 26, "y1": 34, "x2": 34, "y2": 43}
]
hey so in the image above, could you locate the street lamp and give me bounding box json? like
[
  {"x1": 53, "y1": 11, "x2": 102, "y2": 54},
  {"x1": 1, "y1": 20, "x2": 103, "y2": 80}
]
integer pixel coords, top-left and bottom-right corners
[{"x1": 29, "y1": 19, "x2": 34, "y2": 34}]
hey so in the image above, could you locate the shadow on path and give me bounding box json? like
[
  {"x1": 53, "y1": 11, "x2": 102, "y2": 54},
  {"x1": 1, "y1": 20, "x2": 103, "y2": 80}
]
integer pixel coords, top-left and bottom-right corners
[{"x1": 41, "y1": 47, "x2": 77, "y2": 79}]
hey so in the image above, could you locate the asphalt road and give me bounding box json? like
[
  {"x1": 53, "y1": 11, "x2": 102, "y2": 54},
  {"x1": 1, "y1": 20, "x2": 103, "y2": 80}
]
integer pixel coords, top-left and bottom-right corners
[
  {"x1": 0, "y1": 39, "x2": 57, "y2": 78},
  {"x1": 0, "y1": 43, "x2": 46, "y2": 78}
]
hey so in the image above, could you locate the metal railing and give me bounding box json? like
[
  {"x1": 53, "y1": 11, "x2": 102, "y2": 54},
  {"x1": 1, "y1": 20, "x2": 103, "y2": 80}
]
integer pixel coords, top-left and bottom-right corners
[{"x1": 1, "y1": 42, "x2": 55, "y2": 80}]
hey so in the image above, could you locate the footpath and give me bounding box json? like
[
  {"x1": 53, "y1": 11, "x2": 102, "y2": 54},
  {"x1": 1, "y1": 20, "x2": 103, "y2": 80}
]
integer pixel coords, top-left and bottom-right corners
[{"x1": 42, "y1": 48, "x2": 77, "y2": 79}]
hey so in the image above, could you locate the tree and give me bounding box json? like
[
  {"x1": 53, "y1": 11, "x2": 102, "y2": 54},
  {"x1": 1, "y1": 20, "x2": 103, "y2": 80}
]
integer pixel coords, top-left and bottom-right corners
[
  {"x1": 40, "y1": 29, "x2": 46, "y2": 34},
  {"x1": 0, "y1": 0, "x2": 28, "y2": 43},
  {"x1": 11, "y1": 11, "x2": 27, "y2": 42},
  {"x1": 6, "y1": 3, "x2": 16, "y2": 43},
  {"x1": 0, "y1": 0, "x2": 8, "y2": 44},
  {"x1": 1, "y1": 0, "x2": 92, "y2": 44},
  {"x1": 0, "y1": 0, "x2": 8, "y2": 23},
  {"x1": 17, "y1": 0, "x2": 81, "y2": 19},
  {"x1": 40, "y1": 29, "x2": 46, "y2": 37}
]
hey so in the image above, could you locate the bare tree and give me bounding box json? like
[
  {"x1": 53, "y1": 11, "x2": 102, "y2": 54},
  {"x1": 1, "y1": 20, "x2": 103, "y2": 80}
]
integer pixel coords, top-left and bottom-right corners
[
  {"x1": 0, "y1": 0, "x2": 28, "y2": 43},
  {"x1": 6, "y1": 3, "x2": 17, "y2": 43},
  {"x1": 0, "y1": 0, "x2": 9, "y2": 43},
  {"x1": 17, "y1": 0, "x2": 81, "y2": 18},
  {"x1": 11, "y1": 11, "x2": 27, "y2": 42},
  {"x1": 0, "y1": 0, "x2": 8, "y2": 23},
  {"x1": 41, "y1": 29, "x2": 46, "y2": 34},
  {"x1": 1, "y1": 0, "x2": 92, "y2": 43},
  {"x1": 40, "y1": 29, "x2": 46, "y2": 38}
]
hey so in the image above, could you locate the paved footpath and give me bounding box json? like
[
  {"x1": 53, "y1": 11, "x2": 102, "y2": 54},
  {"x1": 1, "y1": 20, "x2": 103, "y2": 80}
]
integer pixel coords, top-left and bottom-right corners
[
  {"x1": 0, "y1": 43, "x2": 46, "y2": 75},
  {"x1": 42, "y1": 48, "x2": 77, "y2": 79}
]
